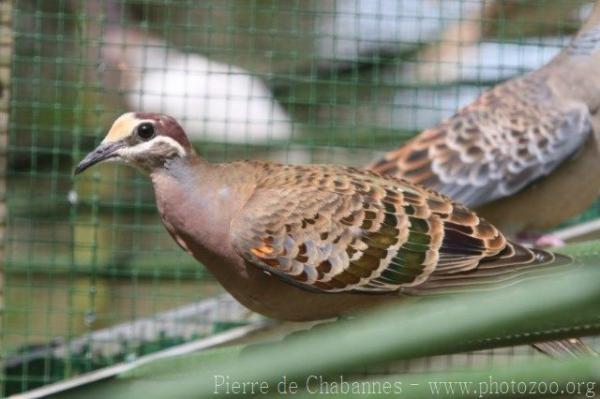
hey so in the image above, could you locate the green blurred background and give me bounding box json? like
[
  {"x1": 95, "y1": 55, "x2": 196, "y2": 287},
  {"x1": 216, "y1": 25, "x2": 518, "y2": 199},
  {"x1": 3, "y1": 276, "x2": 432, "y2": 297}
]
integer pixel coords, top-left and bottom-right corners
[{"x1": 2, "y1": 0, "x2": 600, "y2": 396}]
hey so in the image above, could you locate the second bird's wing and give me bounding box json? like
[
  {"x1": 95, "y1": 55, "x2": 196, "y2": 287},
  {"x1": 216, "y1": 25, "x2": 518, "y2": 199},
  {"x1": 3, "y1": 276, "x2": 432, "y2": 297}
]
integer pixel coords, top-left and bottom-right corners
[{"x1": 369, "y1": 75, "x2": 593, "y2": 208}]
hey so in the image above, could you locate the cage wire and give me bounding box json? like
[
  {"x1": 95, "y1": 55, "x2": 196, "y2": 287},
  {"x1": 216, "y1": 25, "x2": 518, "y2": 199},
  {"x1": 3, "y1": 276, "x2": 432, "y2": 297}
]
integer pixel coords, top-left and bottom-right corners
[{"x1": 2, "y1": 0, "x2": 600, "y2": 396}]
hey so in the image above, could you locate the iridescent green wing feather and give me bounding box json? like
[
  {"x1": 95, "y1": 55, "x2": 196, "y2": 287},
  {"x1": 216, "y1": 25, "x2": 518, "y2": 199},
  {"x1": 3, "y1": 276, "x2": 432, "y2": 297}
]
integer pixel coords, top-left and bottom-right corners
[{"x1": 231, "y1": 163, "x2": 514, "y2": 294}]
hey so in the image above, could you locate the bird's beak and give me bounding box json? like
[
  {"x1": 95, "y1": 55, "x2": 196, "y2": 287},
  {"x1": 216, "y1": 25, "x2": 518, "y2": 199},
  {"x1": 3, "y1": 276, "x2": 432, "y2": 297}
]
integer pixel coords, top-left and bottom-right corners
[{"x1": 74, "y1": 141, "x2": 124, "y2": 175}]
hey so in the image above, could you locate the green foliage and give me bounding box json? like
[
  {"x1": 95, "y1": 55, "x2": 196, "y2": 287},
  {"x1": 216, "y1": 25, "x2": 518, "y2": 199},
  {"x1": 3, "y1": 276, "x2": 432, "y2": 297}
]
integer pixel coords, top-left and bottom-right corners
[
  {"x1": 5, "y1": 0, "x2": 600, "y2": 396},
  {"x1": 50, "y1": 260, "x2": 600, "y2": 398}
]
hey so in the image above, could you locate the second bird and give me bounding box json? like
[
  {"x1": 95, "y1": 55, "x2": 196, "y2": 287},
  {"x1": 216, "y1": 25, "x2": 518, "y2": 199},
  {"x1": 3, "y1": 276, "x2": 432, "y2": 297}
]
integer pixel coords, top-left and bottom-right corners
[{"x1": 369, "y1": 1, "x2": 600, "y2": 238}]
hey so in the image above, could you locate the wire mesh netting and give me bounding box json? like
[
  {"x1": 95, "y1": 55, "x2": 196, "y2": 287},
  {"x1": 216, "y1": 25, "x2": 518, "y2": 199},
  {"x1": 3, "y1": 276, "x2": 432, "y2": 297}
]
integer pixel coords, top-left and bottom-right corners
[{"x1": 2, "y1": 0, "x2": 600, "y2": 396}]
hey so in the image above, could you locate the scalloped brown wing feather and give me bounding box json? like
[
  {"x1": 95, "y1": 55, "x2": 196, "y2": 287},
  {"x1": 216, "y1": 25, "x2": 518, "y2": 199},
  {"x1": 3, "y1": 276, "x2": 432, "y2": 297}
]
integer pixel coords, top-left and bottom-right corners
[
  {"x1": 368, "y1": 74, "x2": 593, "y2": 208},
  {"x1": 231, "y1": 163, "x2": 568, "y2": 295}
]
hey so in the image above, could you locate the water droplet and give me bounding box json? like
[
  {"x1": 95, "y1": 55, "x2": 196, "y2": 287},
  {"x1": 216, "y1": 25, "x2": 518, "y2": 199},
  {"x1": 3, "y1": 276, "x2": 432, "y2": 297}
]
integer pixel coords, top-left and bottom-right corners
[{"x1": 68, "y1": 189, "x2": 78, "y2": 205}]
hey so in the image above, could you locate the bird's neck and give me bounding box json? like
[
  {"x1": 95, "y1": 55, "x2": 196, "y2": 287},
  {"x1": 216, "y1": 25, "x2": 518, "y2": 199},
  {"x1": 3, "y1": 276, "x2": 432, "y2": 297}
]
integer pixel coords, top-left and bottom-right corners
[
  {"x1": 564, "y1": 26, "x2": 600, "y2": 57},
  {"x1": 150, "y1": 156, "x2": 257, "y2": 260},
  {"x1": 578, "y1": 2, "x2": 600, "y2": 39},
  {"x1": 542, "y1": 25, "x2": 600, "y2": 111},
  {"x1": 545, "y1": 3, "x2": 600, "y2": 86}
]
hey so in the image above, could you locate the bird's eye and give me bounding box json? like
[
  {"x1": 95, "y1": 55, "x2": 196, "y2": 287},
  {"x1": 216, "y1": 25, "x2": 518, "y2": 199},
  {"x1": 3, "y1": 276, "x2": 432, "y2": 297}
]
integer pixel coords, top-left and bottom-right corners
[{"x1": 136, "y1": 123, "x2": 155, "y2": 140}]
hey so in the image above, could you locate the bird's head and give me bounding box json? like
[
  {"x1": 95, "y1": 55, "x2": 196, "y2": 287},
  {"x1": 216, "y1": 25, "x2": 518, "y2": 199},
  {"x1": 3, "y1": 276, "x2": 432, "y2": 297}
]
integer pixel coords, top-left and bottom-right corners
[{"x1": 74, "y1": 112, "x2": 194, "y2": 175}]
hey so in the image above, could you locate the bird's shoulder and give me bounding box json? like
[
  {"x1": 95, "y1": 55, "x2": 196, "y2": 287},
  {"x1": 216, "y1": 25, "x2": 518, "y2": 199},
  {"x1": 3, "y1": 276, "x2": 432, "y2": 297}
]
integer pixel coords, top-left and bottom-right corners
[{"x1": 242, "y1": 160, "x2": 447, "y2": 201}]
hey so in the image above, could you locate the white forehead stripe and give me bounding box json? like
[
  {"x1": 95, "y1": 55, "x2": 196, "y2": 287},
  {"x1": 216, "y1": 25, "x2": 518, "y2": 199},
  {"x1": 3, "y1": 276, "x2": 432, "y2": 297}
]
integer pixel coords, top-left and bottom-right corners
[
  {"x1": 118, "y1": 136, "x2": 186, "y2": 157},
  {"x1": 102, "y1": 113, "x2": 156, "y2": 144}
]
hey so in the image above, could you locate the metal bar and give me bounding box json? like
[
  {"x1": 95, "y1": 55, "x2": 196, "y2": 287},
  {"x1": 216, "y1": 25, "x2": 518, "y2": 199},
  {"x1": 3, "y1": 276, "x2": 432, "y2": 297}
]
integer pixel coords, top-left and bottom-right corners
[
  {"x1": 8, "y1": 322, "x2": 268, "y2": 399},
  {"x1": 553, "y1": 218, "x2": 600, "y2": 242},
  {"x1": 0, "y1": 0, "x2": 13, "y2": 395},
  {"x1": 4, "y1": 294, "x2": 258, "y2": 368}
]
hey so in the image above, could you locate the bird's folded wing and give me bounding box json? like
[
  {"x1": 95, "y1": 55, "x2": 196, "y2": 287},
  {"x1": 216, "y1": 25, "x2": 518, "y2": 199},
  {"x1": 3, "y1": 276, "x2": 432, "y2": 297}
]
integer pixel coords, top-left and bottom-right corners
[
  {"x1": 231, "y1": 165, "x2": 513, "y2": 294},
  {"x1": 369, "y1": 77, "x2": 593, "y2": 208}
]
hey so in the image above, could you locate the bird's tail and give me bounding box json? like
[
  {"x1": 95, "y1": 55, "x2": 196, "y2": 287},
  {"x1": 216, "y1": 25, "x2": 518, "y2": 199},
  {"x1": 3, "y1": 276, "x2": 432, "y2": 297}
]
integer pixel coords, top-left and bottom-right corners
[
  {"x1": 404, "y1": 244, "x2": 592, "y2": 358},
  {"x1": 404, "y1": 242, "x2": 572, "y2": 295},
  {"x1": 534, "y1": 338, "x2": 597, "y2": 358}
]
